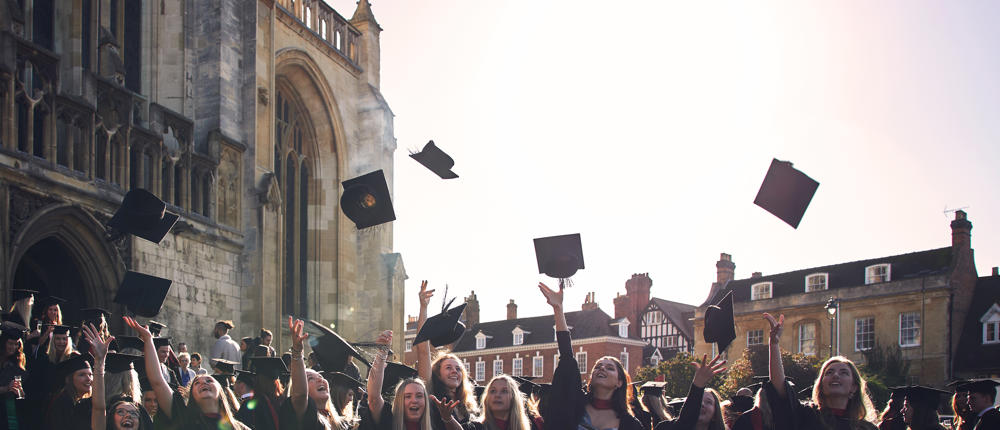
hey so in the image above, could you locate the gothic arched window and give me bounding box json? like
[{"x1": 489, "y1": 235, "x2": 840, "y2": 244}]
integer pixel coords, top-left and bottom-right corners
[{"x1": 275, "y1": 86, "x2": 314, "y2": 318}]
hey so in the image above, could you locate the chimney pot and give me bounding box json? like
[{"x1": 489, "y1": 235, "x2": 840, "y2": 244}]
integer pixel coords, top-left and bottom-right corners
[
  {"x1": 716, "y1": 252, "x2": 736, "y2": 284},
  {"x1": 752, "y1": 271, "x2": 762, "y2": 278},
  {"x1": 506, "y1": 299, "x2": 518, "y2": 320},
  {"x1": 993, "y1": 267, "x2": 998, "y2": 276}
]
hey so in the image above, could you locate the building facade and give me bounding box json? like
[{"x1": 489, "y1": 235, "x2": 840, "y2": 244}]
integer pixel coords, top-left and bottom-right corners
[
  {"x1": 0, "y1": 0, "x2": 405, "y2": 354},
  {"x1": 954, "y1": 269, "x2": 1000, "y2": 379},
  {"x1": 610, "y1": 273, "x2": 696, "y2": 367},
  {"x1": 403, "y1": 292, "x2": 647, "y2": 383},
  {"x1": 692, "y1": 211, "x2": 978, "y2": 388}
]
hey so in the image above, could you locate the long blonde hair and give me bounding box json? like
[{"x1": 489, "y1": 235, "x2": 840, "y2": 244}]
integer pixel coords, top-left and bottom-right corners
[
  {"x1": 430, "y1": 353, "x2": 479, "y2": 417},
  {"x1": 477, "y1": 375, "x2": 530, "y2": 430},
  {"x1": 811, "y1": 356, "x2": 876, "y2": 422},
  {"x1": 47, "y1": 332, "x2": 73, "y2": 364},
  {"x1": 186, "y1": 375, "x2": 244, "y2": 429},
  {"x1": 392, "y1": 378, "x2": 433, "y2": 430},
  {"x1": 104, "y1": 369, "x2": 142, "y2": 403},
  {"x1": 12, "y1": 299, "x2": 31, "y2": 327}
]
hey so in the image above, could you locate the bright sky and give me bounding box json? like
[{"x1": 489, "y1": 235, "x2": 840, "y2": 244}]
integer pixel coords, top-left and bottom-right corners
[{"x1": 326, "y1": 0, "x2": 1000, "y2": 323}]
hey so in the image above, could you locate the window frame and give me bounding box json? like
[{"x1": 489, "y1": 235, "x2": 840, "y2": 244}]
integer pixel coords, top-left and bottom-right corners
[
  {"x1": 532, "y1": 356, "x2": 544, "y2": 377},
  {"x1": 475, "y1": 361, "x2": 485, "y2": 381},
  {"x1": 513, "y1": 332, "x2": 524, "y2": 346},
  {"x1": 492, "y1": 358, "x2": 503, "y2": 377},
  {"x1": 899, "y1": 312, "x2": 921, "y2": 347},
  {"x1": 747, "y1": 329, "x2": 764, "y2": 346},
  {"x1": 865, "y1": 264, "x2": 891, "y2": 285},
  {"x1": 805, "y1": 273, "x2": 829, "y2": 292},
  {"x1": 476, "y1": 336, "x2": 486, "y2": 350},
  {"x1": 576, "y1": 351, "x2": 588, "y2": 374},
  {"x1": 798, "y1": 323, "x2": 817, "y2": 356},
  {"x1": 619, "y1": 351, "x2": 629, "y2": 371},
  {"x1": 404, "y1": 339, "x2": 413, "y2": 352},
  {"x1": 854, "y1": 317, "x2": 875, "y2": 352},
  {"x1": 512, "y1": 357, "x2": 523, "y2": 376},
  {"x1": 618, "y1": 321, "x2": 629, "y2": 338},
  {"x1": 751, "y1": 282, "x2": 773, "y2": 300},
  {"x1": 982, "y1": 304, "x2": 1000, "y2": 345}
]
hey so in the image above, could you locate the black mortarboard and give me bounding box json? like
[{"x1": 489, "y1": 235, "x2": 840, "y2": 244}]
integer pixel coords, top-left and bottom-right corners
[
  {"x1": 730, "y1": 394, "x2": 754, "y2": 413},
  {"x1": 305, "y1": 320, "x2": 371, "y2": 371},
  {"x1": 639, "y1": 381, "x2": 665, "y2": 398},
  {"x1": 212, "y1": 359, "x2": 237, "y2": 374},
  {"x1": 147, "y1": 321, "x2": 166, "y2": 336},
  {"x1": 533, "y1": 233, "x2": 584, "y2": 279},
  {"x1": 946, "y1": 379, "x2": 972, "y2": 391},
  {"x1": 512, "y1": 376, "x2": 539, "y2": 395},
  {"x1": 38, "y1": 295, "x2": 67, "y2": 308},
  {"x1": 409, "y1": 140, "x2": 459, "y2": 179},
  {"x1": 323, "y1": 371, "x2": 366, "y2": 393},
  {"x1": 382, "y1": 362, "x2": 418, "y2": 394},
  {"x1": 893, "y1": 385, "x2": 951, "y2": 409},
  {"x1": 107, "y1": 188, "x2": 179, "y2": 244},
  {"x1": 113, "y1": 271, "x2": 172, "y2": 318},
  {"x1": 80, "y1": 308, "x2": 111, "y2": 323},
  {"x1": 753, "y1": 158, "x2": 819, "y2": 229},
  {"x1": 703, "y1": 290, "x2": 736, "y2": 352},
  {"x1": 0, "y1": 321, "x2": 27, "y2": 340},
  {"x1": 340, "y1": 170, "x2": 396, "y2": 229},
  {"x1": 532, "y1": 383, "x2": 551, "y2": 398},
  {"x1": 235, "y1": 370, "x2": 256, "y2": 386},
  {"x1": 11, "y1": 289, "x2": 36, "y2": 302},
  {"x1": 212, "y1": 373, "x2": 233, "y2": 388},
  {"x1": 152, "y1": 337, "x2": 171, "y2": 349},
  {"x1": 249, "y1": 357, "x2": 287, "y2": 380},
  {"x1": 105, "y1": 353, "x2": 142, "y2": 373},
  {"x1": 962, "y1": 379, "x2": 999, "y2": 396},
  {"x1": 51, "y1": 325, "x2": 73, "y2": 335},
  {"x1": 413, "y1": 300, "x2": 467, "y2": 347},
  {"x1": 56, "y1": 353, "x2": 93, "y2": 380},
  {"x1": 666, "y1": 397, "x2": 686, "y2": 415},
  {"x1": 111, "y1": 336, "x2": 145, "y2": 352}
]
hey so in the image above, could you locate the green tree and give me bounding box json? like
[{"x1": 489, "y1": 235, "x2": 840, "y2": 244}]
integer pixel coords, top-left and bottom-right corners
[
  {"x1": 858, "y1": 341, "x2": 910, "y2": 410},
  {"x1": 718, "y1": 345, "x2": 822, "y2": 399},
  {"x1": 634, "y1": 352, "x2": 726, "y2": 398}
]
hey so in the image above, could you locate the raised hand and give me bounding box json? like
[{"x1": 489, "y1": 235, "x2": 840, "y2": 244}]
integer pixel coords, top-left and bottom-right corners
[
  {"x1": 430, "y1": 395, "x2": 460, "y2": 419},
  {"x1": 763, "y1": 313, "x2": 784, "y2": 343},
  {"x1": 123, "y1": 316, "x2": 153, "y2": 342},
  {"x1": 287, "y1": 316, "x2": 309, "y2": 352},
  {"x1": 375, "y1": 330, "x2": 392, "y2": 346},
  {"x1": 690, "y1": 353, "x2": 727, "y2": 388},
  {"x1": 82, "y1": 323, "x2": 114, "y2": 360},
  {"x1": 538, "y1": 282, "x2": 564, "y2": 309},
  {"x1": 418, "y1": 280, "x2": 435, "y2": 310}
]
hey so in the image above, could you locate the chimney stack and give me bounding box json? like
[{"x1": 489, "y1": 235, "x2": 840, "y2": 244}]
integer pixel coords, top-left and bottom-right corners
[
  {"x1": 464, "y1": 291, "x2": 480, "y2": 327},
  {"x1": 614, "y1": 293, "x2": 632, "y2": 319},
  {"x1": 717, "y1": 253, "x2": 736, "y2": 285},
  {"x1": 993, "y1": 267, "x2": 998, "y2": 277},
  {"x1": 406, "y1": 315, "x2": 417, "y2": 330},
  {"x1": 948, "y1": 210, "x2": 977, "y2": 363},
  {"x1": 582, "y1": 292, "x2": 600, "y2": 311},
  {"x1": 751, "y1": 272, "x2": 762, "y2": 279},
  {"x1": 506, "y1": 300, "x2": 518, "y2": 320}
]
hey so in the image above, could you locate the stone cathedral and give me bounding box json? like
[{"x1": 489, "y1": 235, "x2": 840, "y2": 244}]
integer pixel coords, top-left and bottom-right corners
[{"x1": 0, "y1": 0, "x2": 406, "y2": 354}]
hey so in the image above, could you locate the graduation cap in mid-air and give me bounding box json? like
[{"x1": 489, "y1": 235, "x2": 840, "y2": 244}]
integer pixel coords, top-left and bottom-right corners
[
  {"x1": 703, "y1": 290, "x2": 736, "y2": 352},
  {"x1": 113, "y1": 271, "x2": 172, "y2": 318},
  {"x1": 412, "y1": 298, "x2": 468, "y2": 347},
  {"x1": 107, "y1": 188, "x2": 179, "y2": 244},
  {"x1": 305, "y1": 320, "x2": 371, "y2": 372},
  {"x1": 410, "y1": 140, "x2": 459, "y2": 179},
  {"x1": 753, "y1": 158, "x2": 819, "y2": 229},
  {"x1": 533, "y1": 233, "x2": 584, "y2": 281},
  {"x1": 382, "y1": 362, "x2": 418, "y2": 394},
  {"x1": 340, "y1": 170, "x2": 396, "y2": 229}
]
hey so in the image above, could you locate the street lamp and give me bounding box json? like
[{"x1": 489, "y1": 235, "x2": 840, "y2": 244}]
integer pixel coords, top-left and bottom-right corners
[{"x1": 825, "y1": 297, "x2": 840, "y2": 357}]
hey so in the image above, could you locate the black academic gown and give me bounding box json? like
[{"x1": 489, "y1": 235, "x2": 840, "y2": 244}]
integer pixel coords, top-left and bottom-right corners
[
  {"x1": 763, "y1": 380, "x2": 877, "y2": 430},
  {"x1": 240, "y1": 393, "x2": 284, "y2": 430},
  {"x1": 0, "y1": 361, "x2": 26, "y2": 430},
  {"x1": 973, "y1": 408, "x2": 1000, "y2": 430},
  {"x1": 41, "y1": 390, "x2": 91, "y2": 430},
  {"x1": 653, "y1": 384, "x2": 707, "y2": 430},
  {"x1": 156, "y1": 391, "x2": 249, "y2": 430}
]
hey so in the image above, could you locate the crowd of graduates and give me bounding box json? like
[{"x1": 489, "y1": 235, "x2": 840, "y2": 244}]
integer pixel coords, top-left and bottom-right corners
[{"x1": 0, "y1": 280, "x2": 996, "y2": 430}]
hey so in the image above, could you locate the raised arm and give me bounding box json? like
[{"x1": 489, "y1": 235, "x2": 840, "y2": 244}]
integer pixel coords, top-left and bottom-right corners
[
  {"x1": 764, "y1": 313, "x2": 787, "y2": 398},
  {"x1": 83, "y1": 323, "x2": 113, "y2": 430},
  {"x1": 367, "y1": 330, "x2": 392, "y2": 424},
  {"x1": 668, "y1": 354, "x2": 727, "y2": 429},
  {"x1": 288, "y1": 316, "x2": 310, "y2": 417},
  {"x1": 124, "y1": 316, "x2": 174, "y2": 418},
  {"x1": 413, "y1": 281, "x2": 434, "y2": 384}
]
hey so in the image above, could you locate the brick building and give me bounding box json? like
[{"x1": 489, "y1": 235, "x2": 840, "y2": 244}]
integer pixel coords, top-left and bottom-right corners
[
  {"x1": 611, "y1": 273, "x2": 696, "y2": 366},
  {"x1": 0, "y1": 0, "x2": 406, "y2": 354},
  {"x1": 403, "y1": 292, "x2": 647, "y2": 383},
  {"x1": 692, "y1": 211, "x2": 979, "y2": 387},
  {"x1": 954, "y1": 268, "x2": 1000, "y2": 379}
]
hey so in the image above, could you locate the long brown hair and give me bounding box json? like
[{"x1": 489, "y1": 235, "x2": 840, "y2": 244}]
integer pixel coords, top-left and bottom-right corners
[
  {"x1": 584, "y1": 355, "x2": 633, "y2": 418},
  {"x1": 430, "y1": 353, "x2": 479, "y2": 417},
  {"x1": 811, "y1": 356, "x2": 876, "y2": 422},
  {"x1": 703, "y1": 388, "x2": 726, "y2": 430},
  {"x1": 185, "y1": 375, "x2": 243, "y2": 429},
  {"x1": 0, "y1": 335, "x2": 25, "y2": 370}
]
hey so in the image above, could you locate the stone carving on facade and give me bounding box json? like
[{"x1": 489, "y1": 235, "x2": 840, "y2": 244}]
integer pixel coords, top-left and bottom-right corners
[
  {"x1": 258, "y1": 87, "x2": 269, "y2": 105},
  {"x1": 217, "y1": 144, "x2": 242, "y2": 227},
  {"x1": 98, "y1": 27, "x2": 125, "y2": 86},
  {"x1": 8, "y1": 188, "x2": 55, "y2": 243}
]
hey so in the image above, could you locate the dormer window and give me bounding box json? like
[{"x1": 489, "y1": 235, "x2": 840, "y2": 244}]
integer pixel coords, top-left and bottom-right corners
[
  {"x1": 865, "y1": 264, "x2": 891, "y2": 284},
  {"x1": 805, "y1": 273, "x2": 828, "y2": 292},
  {"x1": 982, "y1": 304, "x2": 1000, "y2": 345},
  {"x1": 619, "y1": 321, "x2": 629, "y2": 338},
  {"x1": 512, "y1": 326, "x2": 530, "y2": 346},
  {"x1": 475, "y1": 331, "x2": 492, "y2": 350},
  {"x1": 751, "y1": 282, "x2": 773, "y2": 300}
]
